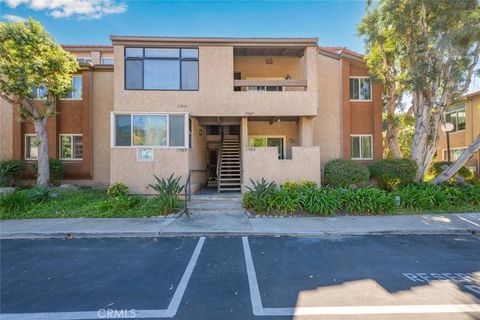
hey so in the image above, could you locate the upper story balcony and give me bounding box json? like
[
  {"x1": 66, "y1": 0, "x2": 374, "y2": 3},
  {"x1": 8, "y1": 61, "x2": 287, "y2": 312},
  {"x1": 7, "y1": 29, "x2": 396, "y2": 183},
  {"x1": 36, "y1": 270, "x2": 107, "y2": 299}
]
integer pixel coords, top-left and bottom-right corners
[
  {"x1": 111, "y1": 36, "x2": 318, "y2": 117},
  {"x1": 233, "y1": 46, "x2": 308, "y2": 92}
]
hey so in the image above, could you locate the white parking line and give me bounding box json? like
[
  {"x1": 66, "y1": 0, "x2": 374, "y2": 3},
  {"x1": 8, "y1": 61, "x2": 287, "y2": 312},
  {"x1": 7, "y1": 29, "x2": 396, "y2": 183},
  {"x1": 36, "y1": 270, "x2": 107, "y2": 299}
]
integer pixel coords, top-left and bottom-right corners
[
  {"x1": 241, "y1": 236, "x2": 480, "y2": 317},
  {"x1": 1, "y1": 237, "x2": 206, "y2": 320}
]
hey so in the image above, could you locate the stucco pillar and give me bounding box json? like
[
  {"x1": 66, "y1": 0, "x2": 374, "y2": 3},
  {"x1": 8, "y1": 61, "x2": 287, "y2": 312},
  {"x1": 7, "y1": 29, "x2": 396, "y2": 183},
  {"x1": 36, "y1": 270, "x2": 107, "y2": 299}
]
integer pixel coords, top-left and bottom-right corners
[
  {"x1": 299, "y1": 116, "x2": 313, "y2": 147},
  {"x1": 241, "y1": 117, "x2": 248, "y2": 148},
  {"x1": 91, "y1": 51, "x2": 101, "y2": 64}
]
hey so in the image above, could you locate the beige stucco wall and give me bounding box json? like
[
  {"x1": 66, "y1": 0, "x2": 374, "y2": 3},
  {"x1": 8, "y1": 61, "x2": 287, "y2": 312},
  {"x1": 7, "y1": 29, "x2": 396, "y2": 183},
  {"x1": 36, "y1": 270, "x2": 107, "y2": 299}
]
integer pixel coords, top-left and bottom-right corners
[
  {"x1": 247, "y1": 120, "x2": 299, "y2": 159},
  {"x1": 313, "y1": 54, "x2": 343, "y2": 165},
  {"x1": 234, "y1": 56, "x2": 305, "y2": 80},
  {"x1": 113, "y1": 45, "x2": 318, "y2": 117},
  {"x1": 92, "y1": 71, "x2": 114, "y2": 187},
  {"x1": 0, "y1": 97, "x2": 13, "y2": 161},
  {"x1": 243, "y1": 146, "x2": 321, "y2": 190},
  {"x1": 110, "y1": 148, "x2": 189, "y2": 194}
]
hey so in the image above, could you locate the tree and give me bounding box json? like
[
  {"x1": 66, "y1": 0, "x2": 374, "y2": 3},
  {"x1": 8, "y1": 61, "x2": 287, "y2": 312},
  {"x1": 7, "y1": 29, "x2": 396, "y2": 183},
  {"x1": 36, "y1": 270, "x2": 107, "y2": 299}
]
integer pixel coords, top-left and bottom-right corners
[
  {"x1": 0, "y1": 19, "x2": 78, "y2": 186},
  {"x1": 360, "y1": 0, "x2": 480, "y2": 180},
  {"x1": 359, "y1": 4, "x2": 406, "y2": 158},
  {"x1": 383, "y1": 112, "x2": 414, "y2": 159}
]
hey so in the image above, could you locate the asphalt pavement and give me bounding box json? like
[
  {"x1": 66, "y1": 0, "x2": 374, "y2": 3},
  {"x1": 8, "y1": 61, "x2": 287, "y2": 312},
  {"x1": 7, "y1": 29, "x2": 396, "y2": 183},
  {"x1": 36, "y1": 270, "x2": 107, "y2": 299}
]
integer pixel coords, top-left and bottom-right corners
[{"x1": 1, "y1": 235, "x2": 479, "y2": 320}]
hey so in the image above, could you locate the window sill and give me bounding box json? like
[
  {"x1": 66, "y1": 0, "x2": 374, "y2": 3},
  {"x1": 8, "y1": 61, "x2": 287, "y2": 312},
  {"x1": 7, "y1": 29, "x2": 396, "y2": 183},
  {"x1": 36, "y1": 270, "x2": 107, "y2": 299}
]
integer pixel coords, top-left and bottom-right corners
[
  {"x1": 350, "y1": 99, "x2": 373, "y2": 102},
  {"x1": 351, "y1": 158, "x2": 373, "y2": 161},
  {"x1": 59, "y1": 98, "x2": 83, "y2": 101}
]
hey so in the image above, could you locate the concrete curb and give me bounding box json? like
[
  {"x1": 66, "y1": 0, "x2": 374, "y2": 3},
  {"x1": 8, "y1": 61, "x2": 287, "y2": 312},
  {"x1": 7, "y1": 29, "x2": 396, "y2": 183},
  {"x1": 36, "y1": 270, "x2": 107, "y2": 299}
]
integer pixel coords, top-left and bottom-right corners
[{"x1": 1, "y1": 228, "x2": 477, "y2": 239}]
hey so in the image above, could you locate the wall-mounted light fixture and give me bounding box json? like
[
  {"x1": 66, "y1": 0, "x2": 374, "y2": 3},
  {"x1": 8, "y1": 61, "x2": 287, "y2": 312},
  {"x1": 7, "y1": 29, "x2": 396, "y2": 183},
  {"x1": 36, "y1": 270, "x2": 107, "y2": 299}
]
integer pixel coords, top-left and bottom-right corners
[{"x1": 199, "y1": 129, "x2": 203, "y2": 136}]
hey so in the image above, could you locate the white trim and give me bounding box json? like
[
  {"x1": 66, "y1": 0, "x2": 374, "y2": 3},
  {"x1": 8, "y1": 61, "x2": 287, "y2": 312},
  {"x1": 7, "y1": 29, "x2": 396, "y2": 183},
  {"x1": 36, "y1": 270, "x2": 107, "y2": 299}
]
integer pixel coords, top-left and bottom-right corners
[
  {"x1": 349, "y1": 76, "x2": 372, "y2": 102},
  {"x1": 351, "y1": 134, "x2": 373, "y2": 160},
  {"x1": 445, "y1": 107, "x2": 466, "y2": 133},
  {"x1": 111, "y1": 112, "x2": 190, "y2": 149},
  {"x1": 248, "y1": 135, "x2": 287, "y2": 159},
  {"x1": 59, "y1": 134, "x2": 83, "y2": 161},
  {"x1": 24, "y1": 134, "x2": 38, "y2": 160}
]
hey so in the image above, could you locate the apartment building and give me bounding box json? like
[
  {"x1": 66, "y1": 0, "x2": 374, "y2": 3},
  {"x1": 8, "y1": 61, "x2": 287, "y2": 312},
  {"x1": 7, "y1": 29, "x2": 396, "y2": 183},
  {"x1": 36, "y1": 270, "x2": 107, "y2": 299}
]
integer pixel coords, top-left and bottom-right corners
[
  {"x1": 436, "y1": 90, "x2": 480, "y2": 176},
  {"x1": 0, "y1": 36, "x2": 382, "y2": 194}
]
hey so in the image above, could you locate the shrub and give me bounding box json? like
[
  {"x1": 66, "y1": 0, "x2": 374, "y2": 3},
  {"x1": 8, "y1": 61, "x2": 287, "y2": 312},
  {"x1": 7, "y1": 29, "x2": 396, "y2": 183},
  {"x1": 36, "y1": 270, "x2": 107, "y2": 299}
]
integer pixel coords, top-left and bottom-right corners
[
  {"x1": 342, "y1": 187, "x2": 395, "y2": 214},
  {"x1": 33, "y1": 159, "x2": 65, "y2": 185},
  {"x1": 369, "y1": 159, "x2": 417, "y2": 190},
  {"x1": 461, "y1": 183, "x2": 480, "y2": 206},
  {"x1": 243, "y1": 178, "x2": 277, "y2": 212},
  {"x1": 0, "y1": 191, "x2": 29, "y2": 213},
  {"x1": 25, "y1": 186, "x2": 53, "y2": 203},
  {"x1": 324, "y1": 159, "x2": 369, "y2": 187},
  {"x1": 98, "y1": 195, "x2": 141, "y2": 211},
  {"x1": 299, "y1": 187, "x2": 342, "y2": 215},
  {"x1": 148, "y1": 174, "x2": 185, "y2": 214},
  {"x1": 395, "y1": 183, "x2": 449, "y2": 210},
  {"x1": 0, "y1": 160, "x2": 26, "y2": 187},
  {"x1": 429, "y1": 161, "x2": 473, "y2": 180},
  {"x1": 107, "y1": 182, "x2": 129, "y2": 198},
  {"x1": 273, "y1": 186, "x2": 301, "y2": 213}
]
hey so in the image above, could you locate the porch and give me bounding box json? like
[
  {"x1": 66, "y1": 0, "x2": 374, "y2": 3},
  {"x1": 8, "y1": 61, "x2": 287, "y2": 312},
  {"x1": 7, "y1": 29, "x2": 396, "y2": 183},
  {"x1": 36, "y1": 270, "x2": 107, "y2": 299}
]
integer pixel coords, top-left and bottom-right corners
[{"x1": 194, "y1": 116, "x2": 321, "y2": 194}]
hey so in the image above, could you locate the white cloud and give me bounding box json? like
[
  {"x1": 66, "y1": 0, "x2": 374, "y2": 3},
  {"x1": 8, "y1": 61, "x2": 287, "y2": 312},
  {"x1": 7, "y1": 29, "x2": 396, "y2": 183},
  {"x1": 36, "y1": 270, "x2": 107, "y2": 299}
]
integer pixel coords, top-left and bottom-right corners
[
  {"x1": 2, "y1": 14, "x2": 26, "y2": 22},
  {"x1": 3, "y1": 0, "x2": 127, "y2": 20}
]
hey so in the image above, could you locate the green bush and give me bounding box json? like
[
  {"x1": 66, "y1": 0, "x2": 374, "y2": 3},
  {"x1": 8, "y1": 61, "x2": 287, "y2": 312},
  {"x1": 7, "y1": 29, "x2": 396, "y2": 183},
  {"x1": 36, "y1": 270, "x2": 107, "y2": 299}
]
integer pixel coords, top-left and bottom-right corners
[
  {"x1": 107, "y1": 182, "x2": 129, "y2": 198},
  {"x1": 342, "y1": 187, "x2": 395, "y2": 214},
  {"x1": 33, "y1": 159, "x2": 65, "y2": 185},
  {"x1": 429, "y1": 161, "x2": 473, "y2": 180},
  {"x1": 273, "y1": 186, "x2": 301, "y2": 213},
  {"x1": 243, "y1": 178, "x2": 277, "y2": 212},
  {"x1": 369, "y1": 159, "x2": 417, "y2": 190},
  {"x1": 98, "y1": 195, "x2": 141, "y2": 211},
  {"x1": 395, "y1": 183, "x2": 449, "y2": 210},
  {"x1": 25, "y1": 186, "x2": 53, "y2": 203},
  {"x1": 0, "y1": 160, "x2": 26, "y2": 187},
  {"x1": 0, "y1": 191, "x2": 29, "y2": 213},
  {"x1": 299, "y1": 187, "x2": 342, "y2": 215},
  {"x1": 324, "y1": 159, "x2": 369, "y2": 187}
]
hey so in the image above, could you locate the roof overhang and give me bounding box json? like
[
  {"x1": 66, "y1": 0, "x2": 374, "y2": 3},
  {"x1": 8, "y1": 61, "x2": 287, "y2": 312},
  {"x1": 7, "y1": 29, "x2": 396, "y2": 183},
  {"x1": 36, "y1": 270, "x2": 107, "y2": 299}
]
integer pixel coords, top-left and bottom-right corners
[{"x1": 110, "y1": 35, "x2": 318, "y2": 47}]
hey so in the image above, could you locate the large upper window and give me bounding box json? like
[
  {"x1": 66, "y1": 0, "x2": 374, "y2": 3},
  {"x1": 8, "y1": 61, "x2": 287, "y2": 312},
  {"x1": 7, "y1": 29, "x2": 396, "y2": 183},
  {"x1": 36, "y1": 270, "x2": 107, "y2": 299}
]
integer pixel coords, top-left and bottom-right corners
[
  {"x1": 113, "y1": 113, "x2": 188, "y2": 147},
  {"x1": 351, "y1": 135, "x2": 373, "y2": 160},
  {"x1": 350, "y1": 77, "x2": 371, "y2": 101},
  {"x1": 124, "y1": 47, "x2": 199, "y2": 90},
  {"x1": 446, "y1": 107, "x2": 466, "y2": 132},
  {"x1": 31, "y1": 85, "x2": 48, "y2": 99}
]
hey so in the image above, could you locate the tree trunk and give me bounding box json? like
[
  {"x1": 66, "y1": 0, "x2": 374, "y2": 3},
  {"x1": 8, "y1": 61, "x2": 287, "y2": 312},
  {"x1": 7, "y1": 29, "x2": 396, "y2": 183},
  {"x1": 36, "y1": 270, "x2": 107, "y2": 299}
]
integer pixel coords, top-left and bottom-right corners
[
  {"x1": 431, "y1": 135, "x2": 480, "y2": 184},
  {"x1": 386, "y1": 124, "x2": 402, "y2": 158},
  {"x1": 410, "y1": 94, "x2": 442, "y2": 181},
  {"x1": 34, "y1": 119, "x2": 50, "y2": 186}
]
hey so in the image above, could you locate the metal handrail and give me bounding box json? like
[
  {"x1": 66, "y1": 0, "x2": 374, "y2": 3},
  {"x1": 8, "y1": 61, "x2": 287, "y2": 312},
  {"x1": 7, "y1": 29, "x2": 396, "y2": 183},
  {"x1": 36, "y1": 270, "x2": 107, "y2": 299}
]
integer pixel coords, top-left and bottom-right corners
[
  {"x1": 216, "y1": 143, "x2": 222, "y2": 193},
  {"x1": 183, "y1": 170, "x2": 192, "y2": 217}
]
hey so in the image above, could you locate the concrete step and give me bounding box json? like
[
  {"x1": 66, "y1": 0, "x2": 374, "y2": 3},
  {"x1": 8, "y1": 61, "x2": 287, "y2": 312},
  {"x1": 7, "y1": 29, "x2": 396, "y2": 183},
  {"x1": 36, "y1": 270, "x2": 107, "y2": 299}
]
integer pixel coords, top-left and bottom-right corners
[{"x1": 190, "y1": 194, "x2": 241, "y2": 201}]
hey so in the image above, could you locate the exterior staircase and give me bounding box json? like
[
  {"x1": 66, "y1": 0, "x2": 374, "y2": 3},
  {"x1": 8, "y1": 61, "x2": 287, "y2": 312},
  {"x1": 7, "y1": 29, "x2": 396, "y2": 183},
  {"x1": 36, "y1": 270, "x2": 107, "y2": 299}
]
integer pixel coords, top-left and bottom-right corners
[{"x1": 218, "y1": 136, "x2": 242, "y2": 193}]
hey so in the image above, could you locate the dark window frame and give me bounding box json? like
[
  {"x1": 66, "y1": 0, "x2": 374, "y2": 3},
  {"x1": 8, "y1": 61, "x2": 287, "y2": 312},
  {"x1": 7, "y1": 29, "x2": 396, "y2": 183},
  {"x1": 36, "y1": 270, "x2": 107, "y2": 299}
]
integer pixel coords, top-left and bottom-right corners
[{"x1": 124, "y1": 47, "x2": 199, "y2": 91}]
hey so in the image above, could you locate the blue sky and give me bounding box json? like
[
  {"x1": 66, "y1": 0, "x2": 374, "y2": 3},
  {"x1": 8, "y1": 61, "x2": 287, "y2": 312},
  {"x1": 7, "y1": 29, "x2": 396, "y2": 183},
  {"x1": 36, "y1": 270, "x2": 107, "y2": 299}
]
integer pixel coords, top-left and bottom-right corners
[{"x1": 0, "y1": 0, "x2": 368, "y2": 53}]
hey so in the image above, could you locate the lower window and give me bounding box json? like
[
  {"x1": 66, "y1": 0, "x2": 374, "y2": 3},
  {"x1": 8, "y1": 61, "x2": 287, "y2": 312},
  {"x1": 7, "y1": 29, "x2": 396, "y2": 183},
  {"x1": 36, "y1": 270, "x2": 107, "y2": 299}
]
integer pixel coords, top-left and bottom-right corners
[
  {"x1": 60, "y1": 135, "x2": 83, "y2": 160},
  {"x1": 25, "y1": 134, "x2": 39, "y2": 160},
  {"x1": 443, "y1": 147, "x2": 466, "y2": 161},
  {"x1": 351, "y1": 135, "x2": 373, "y2": 160}
]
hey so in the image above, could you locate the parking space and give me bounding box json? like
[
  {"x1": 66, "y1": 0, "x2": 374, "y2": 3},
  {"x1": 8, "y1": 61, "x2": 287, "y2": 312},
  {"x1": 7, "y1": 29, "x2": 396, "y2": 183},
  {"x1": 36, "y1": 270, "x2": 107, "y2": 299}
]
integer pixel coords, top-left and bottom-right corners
[
  {"x1": 1, "y1": 235, "x2": 480, "y2": 320},
  {"x1": 1, "y1": 237, "x2": 205, "y2": 319},
  {"x1": 243, "y1": 235, "x2": 480, "y2": 318}
]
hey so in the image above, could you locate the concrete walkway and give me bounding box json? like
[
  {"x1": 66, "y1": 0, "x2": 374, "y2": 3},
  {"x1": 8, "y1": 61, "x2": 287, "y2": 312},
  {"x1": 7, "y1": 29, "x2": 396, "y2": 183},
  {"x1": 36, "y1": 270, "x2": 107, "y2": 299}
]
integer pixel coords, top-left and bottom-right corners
[{"x1": 1, "y1": 211, "x2": 479, "y2": 239}]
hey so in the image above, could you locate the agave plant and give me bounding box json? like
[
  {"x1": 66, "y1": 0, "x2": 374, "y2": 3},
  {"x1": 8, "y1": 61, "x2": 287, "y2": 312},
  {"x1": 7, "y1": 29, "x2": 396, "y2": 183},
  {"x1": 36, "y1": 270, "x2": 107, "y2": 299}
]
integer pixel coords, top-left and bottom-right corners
[{"x1": 148, "y1": 173, "x2": 184, "y2": 198}]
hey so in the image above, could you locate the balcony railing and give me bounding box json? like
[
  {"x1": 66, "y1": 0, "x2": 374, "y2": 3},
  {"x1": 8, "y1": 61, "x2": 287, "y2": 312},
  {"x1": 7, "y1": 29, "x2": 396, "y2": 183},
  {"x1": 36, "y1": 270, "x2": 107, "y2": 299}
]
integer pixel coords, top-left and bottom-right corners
[{"x1": 234, "y1": 79, "x2": 307, "y2": 92}]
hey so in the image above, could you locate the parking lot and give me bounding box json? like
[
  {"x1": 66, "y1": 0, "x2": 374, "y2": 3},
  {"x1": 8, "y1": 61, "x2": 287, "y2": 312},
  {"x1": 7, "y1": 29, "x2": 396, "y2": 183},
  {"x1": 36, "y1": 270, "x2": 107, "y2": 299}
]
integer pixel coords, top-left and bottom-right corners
[{"x1": 1, "y1": 235, "x2": 480, "y2": 319}]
